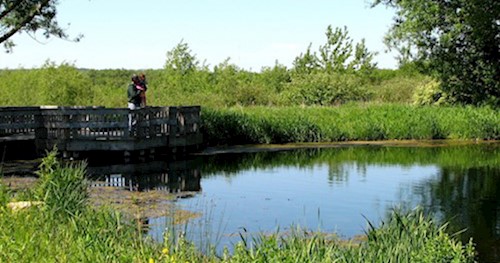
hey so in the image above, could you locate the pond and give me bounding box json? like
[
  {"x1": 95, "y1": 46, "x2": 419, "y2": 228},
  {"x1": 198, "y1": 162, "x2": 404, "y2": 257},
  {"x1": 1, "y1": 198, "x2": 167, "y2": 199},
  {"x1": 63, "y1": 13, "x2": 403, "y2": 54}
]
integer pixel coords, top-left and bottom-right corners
[{"x1": 47, "y1": 142, "x2": 500, "y2": 262}]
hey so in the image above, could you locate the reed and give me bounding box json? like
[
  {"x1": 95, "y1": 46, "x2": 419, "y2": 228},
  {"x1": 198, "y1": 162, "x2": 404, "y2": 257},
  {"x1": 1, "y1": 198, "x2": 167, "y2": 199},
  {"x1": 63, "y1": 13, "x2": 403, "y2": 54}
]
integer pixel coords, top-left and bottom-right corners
[{"x1": 202, "y1": 104, "x2": 499, "y2": 145}]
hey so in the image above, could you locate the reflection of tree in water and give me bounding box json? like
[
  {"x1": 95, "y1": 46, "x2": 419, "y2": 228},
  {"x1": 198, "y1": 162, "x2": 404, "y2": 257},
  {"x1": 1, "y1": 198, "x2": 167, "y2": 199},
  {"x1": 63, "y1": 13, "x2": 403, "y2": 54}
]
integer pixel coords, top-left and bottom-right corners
[
  {"x1": 84, "y1": 144, "x2": 499, "y2": 260},
  {"x1": 202, "y1": 145, "x2": 499, "y2": 199},
  {"x1": 202, "y1": 144, "x2": 500, "y2": 261},
  {"x1": 416, "y1": 166, "x2": 500, "y2": 263}
]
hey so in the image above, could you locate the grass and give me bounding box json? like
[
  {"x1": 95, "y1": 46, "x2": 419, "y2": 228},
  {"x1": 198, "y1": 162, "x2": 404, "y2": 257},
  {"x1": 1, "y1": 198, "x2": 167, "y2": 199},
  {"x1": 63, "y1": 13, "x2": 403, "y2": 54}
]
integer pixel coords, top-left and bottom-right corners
[
  {"x1": 0, "y1": 153, "x2": 162, "y2": 262},
  {"x1": 0, "y1": 150, "x2": 478, "y2": 262},
  {"x1": 202, "y1": 104, "x2": 500, "y2": 145}
]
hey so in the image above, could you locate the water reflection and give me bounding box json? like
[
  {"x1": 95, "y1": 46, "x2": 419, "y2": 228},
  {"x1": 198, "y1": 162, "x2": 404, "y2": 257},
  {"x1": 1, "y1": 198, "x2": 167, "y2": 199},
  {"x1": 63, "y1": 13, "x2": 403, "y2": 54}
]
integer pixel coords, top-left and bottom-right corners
[
  {"x1": 85, "y1": 158, "x2": 204, "y2": 236},
  {"x1": 184, "y1": 143, "x2": 499, "y2": 261},
  {"x1": 83, "y1": 143, "x2": 500, "y2": 262},
  {"x1": 87, "y1": 159, "x2": 202, "y2": 193},
  {"x1": 418, "y1": 166, "x2": 500, "y2": 262}
]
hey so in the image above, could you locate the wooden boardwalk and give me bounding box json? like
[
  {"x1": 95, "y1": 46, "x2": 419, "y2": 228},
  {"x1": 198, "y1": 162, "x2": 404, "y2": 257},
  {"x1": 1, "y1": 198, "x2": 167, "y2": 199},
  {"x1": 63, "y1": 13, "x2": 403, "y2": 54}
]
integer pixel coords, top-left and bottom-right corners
[{"x1": 0, "y1": 106, "x2": 203, "y2": 158}]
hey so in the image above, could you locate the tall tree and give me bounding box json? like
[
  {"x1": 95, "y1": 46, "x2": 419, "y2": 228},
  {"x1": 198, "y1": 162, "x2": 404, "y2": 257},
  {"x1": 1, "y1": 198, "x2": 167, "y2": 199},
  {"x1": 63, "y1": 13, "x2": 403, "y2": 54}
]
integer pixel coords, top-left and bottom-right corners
[
  {"x1": 165, "y1": 40, "x2": 199, "y2": 75},
  {"x1": 0, "y1": 0, "x2": 80, "y2": 52},
  {"x1": 373, "y1": 0, "x2": 500, "y2": 105},
  {"x1": 293, "y1": 25, "x2": 376, "y2": 75}
]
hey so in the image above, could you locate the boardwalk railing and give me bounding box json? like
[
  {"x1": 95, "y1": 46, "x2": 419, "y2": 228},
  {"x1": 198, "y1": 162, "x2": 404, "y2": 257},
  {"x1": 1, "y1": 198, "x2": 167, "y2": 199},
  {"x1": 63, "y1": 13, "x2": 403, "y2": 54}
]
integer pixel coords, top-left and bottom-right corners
[
  {"x1": 0, "y1": 106, "x2": 202, "y2": 154},
  {"x1": 0, "y1": 106, "x2": 40, "y2": 137}
]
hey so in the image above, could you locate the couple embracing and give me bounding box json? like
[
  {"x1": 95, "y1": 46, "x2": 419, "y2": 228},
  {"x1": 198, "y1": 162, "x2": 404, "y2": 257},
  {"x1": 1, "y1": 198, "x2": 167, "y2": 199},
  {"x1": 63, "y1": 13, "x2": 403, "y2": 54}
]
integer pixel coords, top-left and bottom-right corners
[{"x1": 127, "y1": 73, "x2": 148, "y2": 110}]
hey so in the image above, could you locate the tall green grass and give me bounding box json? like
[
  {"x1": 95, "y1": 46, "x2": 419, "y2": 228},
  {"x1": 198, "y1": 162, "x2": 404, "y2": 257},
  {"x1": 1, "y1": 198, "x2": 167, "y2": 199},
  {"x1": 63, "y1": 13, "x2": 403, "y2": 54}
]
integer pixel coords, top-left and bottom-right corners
[
  {"x1": 33, "y1": 149, "x2": 88, "y2": 219},
  {"x1": 156, "y1": 208, "x2": 475, "y2": 262},
  {"x1": 202, "y1": 104, "x2": 499, "y2": 145},
  {"x1": 0, "y1": 150, "x2": 161, "y2": 262}
]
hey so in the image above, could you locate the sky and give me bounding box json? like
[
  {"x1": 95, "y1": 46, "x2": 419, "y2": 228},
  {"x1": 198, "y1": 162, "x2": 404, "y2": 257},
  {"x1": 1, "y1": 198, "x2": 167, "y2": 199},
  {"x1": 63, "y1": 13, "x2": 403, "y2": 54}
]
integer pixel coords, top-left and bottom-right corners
[{"x1": 0, "y1": 0, "x2": 398, "y2": 71}]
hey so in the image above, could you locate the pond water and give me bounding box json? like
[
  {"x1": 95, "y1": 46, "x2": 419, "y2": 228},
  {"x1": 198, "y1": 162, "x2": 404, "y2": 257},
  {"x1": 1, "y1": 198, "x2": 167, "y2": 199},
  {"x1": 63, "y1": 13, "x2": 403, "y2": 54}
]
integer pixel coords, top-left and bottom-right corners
[{"x1": 86, "y1": 142, "x2": 499, "y2": 261}]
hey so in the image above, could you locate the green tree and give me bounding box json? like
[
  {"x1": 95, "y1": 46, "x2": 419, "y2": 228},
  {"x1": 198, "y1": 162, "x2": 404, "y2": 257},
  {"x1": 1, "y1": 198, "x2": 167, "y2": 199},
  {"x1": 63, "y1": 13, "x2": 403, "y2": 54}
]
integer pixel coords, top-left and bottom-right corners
[
  {"x1": 165, "y1": 40, "x2": 199, "y2": 75},
  {"x1": 0, "y1": 0, "x2": 81, "y2": 52},
  {"x1": 293, "y1": 25, "x2": 377, "y2": 75},
  {"x1": 318, "y1": 25, "x2": 353, "y2": 73},
  {"x1": 163, "y1": 40, "x2": 205, "y2": 92},
  {"x1": 292, "y1": 43, "x2": 319, "y2": 75},
  {"x1": 36, "y1": 61, "x2": 93, "y2": 105},
  {"x1": 373, "y1": 0, "x2": 500, "y2": 105}
]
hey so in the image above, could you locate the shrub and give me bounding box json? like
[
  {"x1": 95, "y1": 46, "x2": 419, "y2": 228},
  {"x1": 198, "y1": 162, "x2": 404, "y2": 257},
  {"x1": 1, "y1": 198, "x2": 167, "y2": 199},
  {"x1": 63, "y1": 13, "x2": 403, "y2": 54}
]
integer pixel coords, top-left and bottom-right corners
[
  {"x1": 413, "y1": 79, "x2": 452, "y2": 106},
  {"x1": 281, "y1": 73, "x2": 370, "y2": 106}
]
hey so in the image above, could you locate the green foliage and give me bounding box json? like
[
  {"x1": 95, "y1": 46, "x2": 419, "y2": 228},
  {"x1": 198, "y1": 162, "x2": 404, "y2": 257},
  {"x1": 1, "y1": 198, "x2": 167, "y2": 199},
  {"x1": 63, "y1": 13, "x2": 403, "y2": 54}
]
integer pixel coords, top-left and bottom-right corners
[
  {"x1": 34, "y1": 148, "x2": 88, "y2": 219},
  {"x1": 363, "y1": 67, "x2": 430, "y2": 103},
  {"x1": 258, "y1": 62, "x2": 291, "y2": 93},
  {"x1": 203, "y1": 105, "x2": 500, "y2": 145},
  {"x1": 0, "y1": 150, "x2": 160, "y2": 262},
  {"x1": 0, "y1": 36, "x2": 494, "y2": 108},
  {"x1": 293, "y1": 25, "x2": 377, "y2": 75},
  {"x1": 0, "y1": 203, "x2": 160, "y2": 262},
  {"x1": 0, "y1": 183, "x2": 9, "y2": 208},
  {"x1": 369, "y1": 75, "x2": 429, "y2": 103},
  {"x1": 154, "y1": 208, "x2": 476, "y2": 262},
  {"x1": 412, "y1": 79, "x2": 452, "y2": 106},
  {"x1": 293, "y1": 43, "x2": 320, "y2": 75},
  {"x1": 215, "y1": 209, "x2": 476, "y2": 262},
  {"x1": 37, "y1": 61, "x2": 94, "y2": 106},
  {"x1": 360, "y1": 208, "x2": 475, "y2": 262},
  {"x1": 374, "y1": 0, "x2": 500, "y2": 105},
  {"x1": 0, "y1": 61, "x2": 94, "y2": 106},
  {"x1": 165, "y1": 40, "x2": 199, "y2": 75},
  {"x1": 282, "y1": 73, "x2": 370, "y2": 105},
  {"x1": 0, "y1": 38, "x2": 436, "y2": 108},
  {"x1": 0, "y1": 0, "x2": 81, "y2": 52}
]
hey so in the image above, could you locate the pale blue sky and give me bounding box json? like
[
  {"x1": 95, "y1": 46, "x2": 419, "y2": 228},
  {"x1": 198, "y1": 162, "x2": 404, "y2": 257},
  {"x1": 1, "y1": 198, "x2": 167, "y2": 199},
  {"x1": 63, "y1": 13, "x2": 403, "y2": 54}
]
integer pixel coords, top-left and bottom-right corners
[{"x1": 0, "y1": 0, "x2": 398, "y2": 71}]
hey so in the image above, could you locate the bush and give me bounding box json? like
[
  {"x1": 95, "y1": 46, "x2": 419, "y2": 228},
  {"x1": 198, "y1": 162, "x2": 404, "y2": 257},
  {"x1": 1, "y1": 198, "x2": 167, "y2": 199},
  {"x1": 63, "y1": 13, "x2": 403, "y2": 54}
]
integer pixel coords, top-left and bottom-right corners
[
  {"x1": 281, "y1": 73, "x2": 370, "y2": 106},
  {"x1": 413, "y1": 79, "x2": 452, "y2": 106},
  {"x1": 368, "y1": 75, "x2": 431, "y2": 103}
]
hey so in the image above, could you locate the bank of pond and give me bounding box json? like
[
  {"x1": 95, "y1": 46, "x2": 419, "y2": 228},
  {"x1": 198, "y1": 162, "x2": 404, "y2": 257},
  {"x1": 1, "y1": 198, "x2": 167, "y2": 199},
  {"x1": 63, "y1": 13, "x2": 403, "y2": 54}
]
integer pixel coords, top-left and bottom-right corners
[{"x1": 3, "y1": 143, "x2": 500, "y2": 262}]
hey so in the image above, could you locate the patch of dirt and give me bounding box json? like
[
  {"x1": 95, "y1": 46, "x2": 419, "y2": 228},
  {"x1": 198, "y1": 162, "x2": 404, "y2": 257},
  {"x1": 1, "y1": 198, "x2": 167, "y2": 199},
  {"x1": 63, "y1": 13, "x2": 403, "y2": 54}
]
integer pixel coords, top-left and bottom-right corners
[
  {"x1": 89, "y1": 186, "x2": 200, "y2": 223},
  {"x1": 0, "y1": 176, "x2": 38, "y2": 192}
]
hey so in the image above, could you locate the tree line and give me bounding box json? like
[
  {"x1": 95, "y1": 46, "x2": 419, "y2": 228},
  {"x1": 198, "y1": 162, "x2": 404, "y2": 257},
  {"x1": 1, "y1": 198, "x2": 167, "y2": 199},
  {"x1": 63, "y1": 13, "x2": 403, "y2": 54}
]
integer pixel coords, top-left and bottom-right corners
[{"x1": 1, "y1": 0, "x2": 498, "y2": 106}]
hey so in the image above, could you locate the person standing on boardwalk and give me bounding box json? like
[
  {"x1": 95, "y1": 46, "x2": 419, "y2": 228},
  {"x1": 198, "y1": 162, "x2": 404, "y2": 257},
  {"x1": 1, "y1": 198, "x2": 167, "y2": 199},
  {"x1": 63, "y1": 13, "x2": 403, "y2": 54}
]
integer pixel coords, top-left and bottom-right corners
[
  {"x1": 127, "y1": 74, "x2": 142, "y2": 130},
  {"x1": 138, "y1": 73, "x2": 148, "y2": 107},
  {"x1": 128, "y1": 74, "x2": 142, "y2": 110}
]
